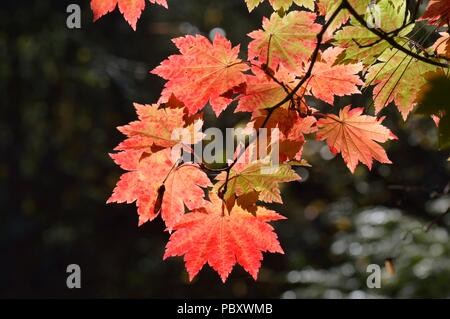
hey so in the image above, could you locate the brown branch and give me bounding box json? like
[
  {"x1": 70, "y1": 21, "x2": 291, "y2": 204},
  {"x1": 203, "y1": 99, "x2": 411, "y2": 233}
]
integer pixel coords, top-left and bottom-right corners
[
  {"x1": 352, "y1": 37, "x2": 384, "y2": 48},
  {"x1": 424, "y1": 209, "x2": 450, "y2": 233},
  {"x1": 402, "y1": 0, "x2": 410, "y2": 27}
]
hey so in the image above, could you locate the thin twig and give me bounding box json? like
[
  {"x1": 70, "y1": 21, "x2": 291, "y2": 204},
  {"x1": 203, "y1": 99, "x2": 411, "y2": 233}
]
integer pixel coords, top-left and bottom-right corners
[
  {"x1": 342, "y1": 0, "x2": 449, "y2": 68},
  {"x1": 424, "y1": 209, "x2": 450, "y2": 233}
]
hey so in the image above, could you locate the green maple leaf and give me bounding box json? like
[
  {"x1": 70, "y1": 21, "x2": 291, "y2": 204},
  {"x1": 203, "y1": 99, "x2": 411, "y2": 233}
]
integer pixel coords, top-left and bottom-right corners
[
  {"x1": 248, "y1": 10, "x2": 321, "y2": 72},
  {"x1": 334, "y1": 0, "x2": 413, "y2": 66},
  {"x1": 214, "y1": 155, "x2": 300, "y2": 204},
  {"x1": 365, "y1": 49, "x2": 439, "y2": 120},
  {"x1": 317, "y1": 0, "x2": 369, "y2": 36}
]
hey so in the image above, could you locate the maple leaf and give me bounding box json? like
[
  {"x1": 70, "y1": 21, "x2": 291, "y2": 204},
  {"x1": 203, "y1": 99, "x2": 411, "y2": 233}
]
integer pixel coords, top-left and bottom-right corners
[
  {"x1": 317, "y1": 106, "x2": 397, "y2": 173},
  {"x1": 365, "y1": 49, "x2": 439, "y2": 120},
  {"x1": 334, "y1": 0, "x2": 413, "y2": 66},
  {"x1": 317, "y1": 0, "x2": 369, "y2": 37},
  {"x1": 109, "y1": 102, "x2": 209, "y2": 230},
  {"x1": 432, "y1": 33, "x2": 450, "y2": 58},
  {"x1": 214, "y1": 146, "x2": 300, "y2": 203},
  {"x1": 91, "y1": 0, "x2": 168, "y2": 30},
  {"x1": 152, "y1": 34, "x2": 249, "y2": 117},
  {"x1": 235, "y1": 66, "x2": 297, "y2": 113},
  {"x1": 234, "y1": 66, "x2": 316, "y2": 153},
  {"x1": 278, "y1": 114, "x2": 317, "y2": 161},
  {"x1": 245, "y1": 0, "x2": 315, "y2": 12},
  {"x1": 108, "y1": 148, "x2": 212, "y2": 230},
  {"x1": 334, "y1": 26, "x2": 413, "y2": 67},
  {"x1": 305, "y1": 47, "x2": 364, "y2": 105},
  {"x1": 420, "y1": 0, "x2": 450, "y2": 27},
  {"x1": 248, "y1": 11, "x2": 321, "y2": 72},
  {"x1": 114, "y1": 103, "x2": 204, "y2": 158},
  {"x1": 164, "y1": 193, "x2": 285, "y2": 282},
  {"x1": 159, "y1": 162, "x2": 213, "y2": 229},
  {"x1": 249, "y1": 107, "x2": 317, "y2": 162}
]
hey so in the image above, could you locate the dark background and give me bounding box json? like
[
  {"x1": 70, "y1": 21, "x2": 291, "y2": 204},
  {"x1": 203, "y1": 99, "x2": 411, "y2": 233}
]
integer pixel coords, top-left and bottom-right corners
[{"x1": 1, "y1": 0, "x2": 449, "y2": 298}]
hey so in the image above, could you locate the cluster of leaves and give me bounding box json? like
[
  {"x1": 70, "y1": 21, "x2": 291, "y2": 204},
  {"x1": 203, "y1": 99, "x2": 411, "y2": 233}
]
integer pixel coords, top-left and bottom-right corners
[
  {"x1": 92, "y1": 0, "x2": 450, "y2": 282},
  {"x1": 90, "y1": 0, "x2": 167, "y2": 30}
]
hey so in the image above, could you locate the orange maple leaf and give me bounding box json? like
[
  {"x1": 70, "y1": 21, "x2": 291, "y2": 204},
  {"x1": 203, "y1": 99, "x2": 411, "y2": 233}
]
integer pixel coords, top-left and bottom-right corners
[
  {"x1": 164, "y1": 193, "x2": 285, "y2": 282},
  {"x1": 305, "y1": 47, "x2": 364, "y2": 105},
  {"x1": 317, "y1": 106, "x2": 397, "y2": 173},
  {"x1": 91, "y1": 0, "x2": 168, "y2": 30},
  {"x1": 152, "y1": 34, "x2": 249, "y2": 116},
  {"x1": 108, "y1": 148, "x2": 211, "y2": 230},
  {"x1": 108, "y1": 103, "x2": 209, "y2": 230},
  {"x1": 420, "y1": 0, "x2": 450, "y2": 27},
  {"x1": 432, "y1": 32, "x2": 450, "y2": 58},
  {"x1": 249, "y1": 107, "x2": 317, "y2": 162},
  {"x1": 236, "y1": 66, "x2": 297, "y2": 113},
  {"x1": 114, "y1": 103, "x2": 204, "y2": 160}
]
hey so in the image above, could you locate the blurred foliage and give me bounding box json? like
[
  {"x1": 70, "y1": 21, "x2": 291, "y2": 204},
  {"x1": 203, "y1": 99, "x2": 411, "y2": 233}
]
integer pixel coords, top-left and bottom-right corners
[
  {"x1": 416, "y1": 73, "x2": 450, "y2": 149},
  {"x1": 0, "y1": 0, "x2": 449, "y2": 298},
  {"x1": 282, "y1": 203, "x2": 450, "y2": 298}
]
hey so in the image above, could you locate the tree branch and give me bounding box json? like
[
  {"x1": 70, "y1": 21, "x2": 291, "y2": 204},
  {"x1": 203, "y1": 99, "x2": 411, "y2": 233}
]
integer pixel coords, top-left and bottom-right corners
[{"x1": 341, "y1": 0, "x2": 449, "y2": 68}]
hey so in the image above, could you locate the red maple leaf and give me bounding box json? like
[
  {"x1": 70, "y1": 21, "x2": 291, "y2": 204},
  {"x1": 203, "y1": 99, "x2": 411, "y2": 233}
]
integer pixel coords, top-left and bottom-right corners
[
  {"x1": 152, "y1": 34, "x2": 249, "y2": 116},
  {"x1": 249, "y1": 107, "x2": 317, "y2": 162},
  {"x1": 91, "y1": 0, "x2": 168, "y2": 30},
  {"x1": 305, "y1": 47, "x2": 364, "y2": 105},
  {"x1": 420, "y1": 0, "x2": 450, "y2": 26},
  {"x1": 108, "y1": 148, "x2": 211, "y2": 230},
  {"x1": 236, "y1": 66, "x2": 298, "y2": 113},
  {"x1": 114, "y1": 103, "x2": 204, "y2": 160},
  {"x1": 432, "y1": 32, "x2": 450, "y2": 58},
  {"x1": 108, "y1": 102, "x2": 209, "y2": 230},
  {"x1": 317, "y1": 106, "x2": 397, "y2": 173},
  {"x1": 235, "y1": 66, "x2": 317, "y2": 161},
  {"x1": 164, "y1": 193, "x2": 285, "y2": 282}
]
